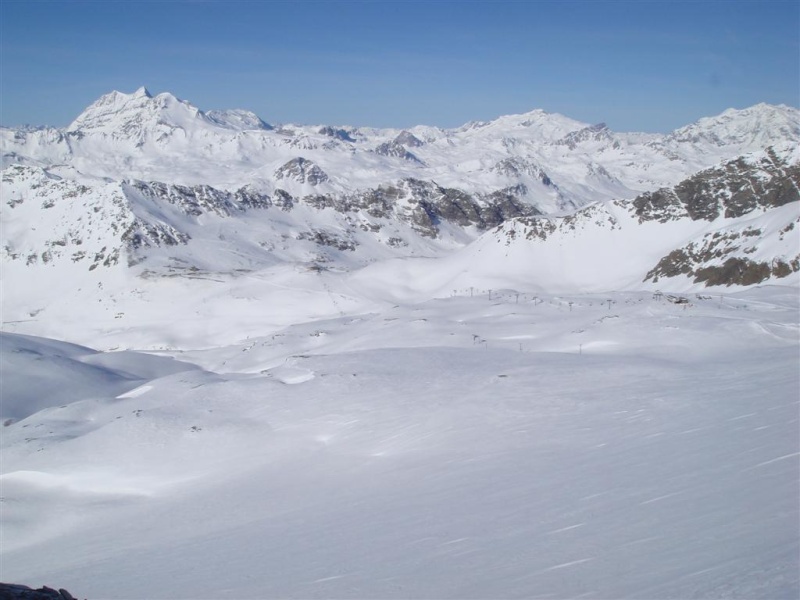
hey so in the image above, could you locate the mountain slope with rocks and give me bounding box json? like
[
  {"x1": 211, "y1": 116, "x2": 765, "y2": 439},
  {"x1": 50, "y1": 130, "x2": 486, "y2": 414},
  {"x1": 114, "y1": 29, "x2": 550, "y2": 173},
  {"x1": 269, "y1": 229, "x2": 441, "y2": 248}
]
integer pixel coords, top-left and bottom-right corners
[
  {"x1": 3, "y1": 89, "x2": 798, "y2": 212},
  {"x1": 1, "y1": 91, "x2": 798, "y2": 349},
  {"x1": 346, "y1": 146, "x2": 800, "y2": 299}
]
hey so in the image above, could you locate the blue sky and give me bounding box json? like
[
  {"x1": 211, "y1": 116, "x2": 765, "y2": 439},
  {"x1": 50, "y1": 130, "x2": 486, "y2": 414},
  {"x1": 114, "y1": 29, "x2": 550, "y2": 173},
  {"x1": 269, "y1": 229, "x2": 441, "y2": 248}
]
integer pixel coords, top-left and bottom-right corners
[{"x1": 1, "y1": 0, "x2": 798, "y2": 131}]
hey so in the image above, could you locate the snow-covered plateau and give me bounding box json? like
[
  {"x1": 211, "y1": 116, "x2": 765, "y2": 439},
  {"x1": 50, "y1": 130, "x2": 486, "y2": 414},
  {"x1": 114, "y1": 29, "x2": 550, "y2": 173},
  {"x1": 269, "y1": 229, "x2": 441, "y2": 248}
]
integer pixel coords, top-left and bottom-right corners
[{"x1": 0, "y1": 90, "x2": 798, "y2": 598}]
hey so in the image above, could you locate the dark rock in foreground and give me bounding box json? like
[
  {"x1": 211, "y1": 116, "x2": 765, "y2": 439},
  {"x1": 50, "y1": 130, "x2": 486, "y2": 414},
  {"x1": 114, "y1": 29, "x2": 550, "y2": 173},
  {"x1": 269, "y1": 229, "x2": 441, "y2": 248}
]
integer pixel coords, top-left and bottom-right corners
[{"x1": 0, "y1": 583, "x2": 79, "y2": 600}]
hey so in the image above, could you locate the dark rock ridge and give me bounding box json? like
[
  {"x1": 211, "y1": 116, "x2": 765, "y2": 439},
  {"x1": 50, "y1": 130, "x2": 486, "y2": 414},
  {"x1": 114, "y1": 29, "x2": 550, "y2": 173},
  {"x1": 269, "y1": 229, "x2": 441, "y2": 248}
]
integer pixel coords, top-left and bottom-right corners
[
  {"x1": 644, "y1": 226, "x2": 799, "y2": 286},
  {"x1": 632, "y1": 147, "x2": 800, "y2": 223},
  {"x1": 0, "y1": 583, "x2": 80, "y2": 600},
  {"x1": 1, "y1": 164, "x2": 539, "y2": 270},
  {"x1": 121, "y1": 177, "x2": 537, "y2": 239},
  {"x1": 505, "y1": 202, "x2": 622, "y2": 242},
  {"x1": 393, "y1": 131, "x2": 424, "y2": 147},
  {"x1": 274, "y1": 157, "x2": 329, "y2": 185},
  {"x1": 492, "y1": 157, "x2": 553, "y2": 186},
  {"x1": 373, "y1": 141, "x2": 423, "y2": 164},
  {"x1": 318, "y1": 126, "x2": 355, "y2": 142},
  {"x1": 556, "y1": 123, "x2": 619, "y2": 150}
]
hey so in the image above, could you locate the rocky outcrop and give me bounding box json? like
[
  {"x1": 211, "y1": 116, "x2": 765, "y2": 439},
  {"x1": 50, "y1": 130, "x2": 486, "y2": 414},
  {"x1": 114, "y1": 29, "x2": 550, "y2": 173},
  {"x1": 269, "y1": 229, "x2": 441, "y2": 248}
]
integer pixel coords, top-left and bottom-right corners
[
  {"x1": 373, "y1": 141, "x2": 423, "y2": 164},
  {"x1": 556, "y1": 123, "x2": 619, "y2": 150},
  {"x1": 644, "y1": 225, "x2": 800, "y2": 286},
  {"x1": 0, "y1": 583, "x2": 80, "y2": 600},
  {"x1": 492, "y1": 157, "x2": 553, "y2": 186},
  {"x1": 126, "y1": 181, "x2": 239, "y2": 217},
  {"x1": 393, "y1": 131, "x2": 424, "y2": 147},
  {"x1": 274, "y1": 157, "x2": 329, "y2": 185},
  {"x1": 347, "y1": 179, "x2": 539, "y2": 237},
  {"x1": 318, "y1": 126, "x2": 355, "y2": 142},
  {"x1": 633, "y1": 147, "x2": 800, "y2": 223}
]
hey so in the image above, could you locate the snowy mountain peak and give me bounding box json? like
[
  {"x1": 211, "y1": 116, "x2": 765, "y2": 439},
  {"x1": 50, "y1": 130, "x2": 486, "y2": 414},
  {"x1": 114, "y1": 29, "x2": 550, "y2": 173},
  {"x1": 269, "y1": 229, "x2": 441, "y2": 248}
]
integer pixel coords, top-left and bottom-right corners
[
  {"x1": 461, "y1": 108, "x2": 589, "y2": 142},
  {"x1": 133, "y1": 86, "x2": 152, "y2": 98},
  {"x1": 66, "y1": 87, "x2": 207, "y2": 140},
  {"x1": 666, "y1": 103, "x2": 800, "y2": 148}
]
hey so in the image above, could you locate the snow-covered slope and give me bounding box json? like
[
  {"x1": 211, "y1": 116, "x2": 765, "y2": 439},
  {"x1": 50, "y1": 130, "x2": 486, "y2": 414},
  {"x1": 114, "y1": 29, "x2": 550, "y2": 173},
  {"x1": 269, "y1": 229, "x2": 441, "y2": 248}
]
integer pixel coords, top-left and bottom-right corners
[
  {"x1": 1, "y1": 287, "x2": 797, "y2": 599},
  {"x1": 0, "y1": 332, "x2": 198, "y2": 422},
  {"x1": 2, "y1": 91, "x2": 798, "y2": 600}
]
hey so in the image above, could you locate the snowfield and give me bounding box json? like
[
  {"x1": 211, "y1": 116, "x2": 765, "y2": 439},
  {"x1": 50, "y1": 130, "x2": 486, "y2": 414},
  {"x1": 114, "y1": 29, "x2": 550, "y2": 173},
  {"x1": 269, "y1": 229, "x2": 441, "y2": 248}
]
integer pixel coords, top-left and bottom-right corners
[
  {"x1": 1, "y1": 286, "x2": 798, "y2": 599},
  {"x1": 1, "y1": 92, "x2": 798, "y2": 598}
]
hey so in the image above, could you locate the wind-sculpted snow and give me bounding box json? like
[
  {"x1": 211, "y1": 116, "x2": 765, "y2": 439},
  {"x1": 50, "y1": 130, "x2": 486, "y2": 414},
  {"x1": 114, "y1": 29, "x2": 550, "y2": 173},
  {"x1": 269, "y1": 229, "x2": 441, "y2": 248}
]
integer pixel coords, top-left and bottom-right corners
[
  {"x1": 0, "y1": 288, "x2": 797, "y2": 599},
  {"x1": 0, "y1": 332, "x2": 199, "y2": 423}
]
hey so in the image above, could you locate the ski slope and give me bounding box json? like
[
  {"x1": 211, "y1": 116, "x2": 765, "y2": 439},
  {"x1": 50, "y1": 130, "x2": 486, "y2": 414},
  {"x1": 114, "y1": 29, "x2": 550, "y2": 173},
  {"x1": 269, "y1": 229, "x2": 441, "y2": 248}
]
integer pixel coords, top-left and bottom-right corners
[{"x1": 2, "y1": 286, "x2": 798, "y2": 599}]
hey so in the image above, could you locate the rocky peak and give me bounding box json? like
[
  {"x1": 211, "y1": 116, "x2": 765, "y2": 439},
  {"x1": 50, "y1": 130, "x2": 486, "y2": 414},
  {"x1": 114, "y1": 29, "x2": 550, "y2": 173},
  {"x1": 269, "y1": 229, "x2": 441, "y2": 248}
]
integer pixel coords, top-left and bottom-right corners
[
  {"x1": 556, "y1": 123, "x2": 617, "y2": 150},
  {"x1": 373, "y1": 141, "x2": 422, "y2": 163},
  {"x1": 274, "y1": 157, "x2": 329, "y2": 185},
  {"x1": 492, "y1": 157, "x2": 553, "y2": 185},
  {"x1": 66, "y1": 88, "x2": 209, "y2": 144},
  {"x1": 393, "y1": 131, "x2": 424, "y2": 147},
  {"x1": 318, "y1": 126, "x2": 355, "y2": 142}
]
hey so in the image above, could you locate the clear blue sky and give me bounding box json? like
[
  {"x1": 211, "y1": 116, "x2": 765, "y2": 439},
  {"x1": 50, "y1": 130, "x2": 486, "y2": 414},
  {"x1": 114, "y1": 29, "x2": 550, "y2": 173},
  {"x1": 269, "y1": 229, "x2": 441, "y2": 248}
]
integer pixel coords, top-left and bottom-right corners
[{"x1": 1, "y1": 0, "x2": 798, "y2": 132}]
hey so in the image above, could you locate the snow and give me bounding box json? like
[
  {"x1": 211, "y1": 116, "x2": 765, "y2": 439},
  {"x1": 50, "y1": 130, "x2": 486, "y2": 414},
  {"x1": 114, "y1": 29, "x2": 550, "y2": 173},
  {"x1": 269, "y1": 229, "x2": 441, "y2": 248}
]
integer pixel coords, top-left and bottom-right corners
[
  {"x1": 1, "y1": 286, "x2": 798, "y2": 598},
  {"x1": 0, "y1": 90, "x2": 798, "y2": 598}
]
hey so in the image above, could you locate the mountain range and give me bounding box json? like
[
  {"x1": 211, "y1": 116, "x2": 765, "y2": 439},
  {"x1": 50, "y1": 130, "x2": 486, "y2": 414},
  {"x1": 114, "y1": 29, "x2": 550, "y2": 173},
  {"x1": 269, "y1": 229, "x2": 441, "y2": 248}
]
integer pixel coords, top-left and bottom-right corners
[
  {"x1": 1, "y1": 89, "x2": 799, "y2": 348},
  {"x1": 1, "y1": 90, "x2": 799, "y2": 599}
]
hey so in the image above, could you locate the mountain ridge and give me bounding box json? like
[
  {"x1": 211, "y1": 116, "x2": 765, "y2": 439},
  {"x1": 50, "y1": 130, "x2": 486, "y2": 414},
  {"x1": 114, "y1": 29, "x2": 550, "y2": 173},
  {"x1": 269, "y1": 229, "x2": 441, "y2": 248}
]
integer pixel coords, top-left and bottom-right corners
[
  {"x1": 3, "y1": 90, "x2": 798, "y2": 214},
  {"x1": 1, "y1": 91, "x2": 798, "y2": 349}
]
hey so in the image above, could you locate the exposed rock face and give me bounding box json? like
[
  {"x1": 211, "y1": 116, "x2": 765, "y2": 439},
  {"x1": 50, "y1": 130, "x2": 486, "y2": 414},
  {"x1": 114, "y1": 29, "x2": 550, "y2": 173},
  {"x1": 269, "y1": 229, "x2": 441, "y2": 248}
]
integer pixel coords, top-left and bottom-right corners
[
  {"x1": 1, "y1": 162, "x2": 539, "y2": 274},
  {"x1": 633, "y1": 147, "x2": 800, "y2": 223},
  {"x1": 505, "y1": 202, "x2": 620, "y2": 243},
  {"x1": 296, "y1": 229, "x2": 357, "y2": 251},
  {"x1": 492, "y1": 157, "x2": 553, "y2": 186},
  {"x1": 318, "y1": 126, "x2": 355, "y2": 142},
  {"x1": 347, "y1": 179, "x2": 539, "y2": 237},
  {"x1": 636, "y1": 149, "x2": 800, "y2": 285},
  {"x1": 645, "y1": 226, "x2": 800, "y2": 286},
  {"x1": 556, "y1": 123, "x2": 618, "y2": 150},
  {"x1": 393, "y1": 130, "x2": 424, "y2": 147},
  {"x1": 274, "y1": 157, "x2": 329, "y2": 185},
  {"x1": 0, "y1": 583, "x2": 79, "y2": 600},
  {"x1": 126, "y1": 180, "x2": 239, "y2": 217},
  {"x1": 373, "y1": 141, "x2": 423, "y2": 164}
]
